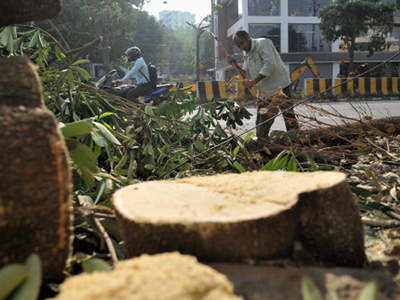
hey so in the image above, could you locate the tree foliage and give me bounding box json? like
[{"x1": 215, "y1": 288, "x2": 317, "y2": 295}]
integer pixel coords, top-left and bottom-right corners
[
  {"x1": 319, "y1": 0, "x2": 395, "y2": 72},
  {"x1": 37, "y1": 0, "x2": 164, "y2": 71},
  {"x1": 165, "y1": 26, "x2": 196, "y2": 80}
]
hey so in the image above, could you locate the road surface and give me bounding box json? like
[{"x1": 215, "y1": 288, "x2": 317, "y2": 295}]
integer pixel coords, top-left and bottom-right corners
[{"x1": 231, "y1": 100, "x2": 400, "y2": 136}]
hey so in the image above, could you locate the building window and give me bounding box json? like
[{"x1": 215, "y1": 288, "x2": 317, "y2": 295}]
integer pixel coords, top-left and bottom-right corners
[
  {"x1": 227, "y1": 0, "x2": 240, "y2": 27},
  {"x1": 386, "y1": 0, "x2": 400, "y2": 16},
  {"x1": 288, "y1": 0, "x2": 331, "y2": 17},
  {"x1": 289, "y1": 24, "x2": 331, "y2": 52},
  {"x1": 248, "y1": 0, "x2": 280, "y2": 16},
  {"x1": 249, "y1": 23, "x2": 281, "y2": 52}
]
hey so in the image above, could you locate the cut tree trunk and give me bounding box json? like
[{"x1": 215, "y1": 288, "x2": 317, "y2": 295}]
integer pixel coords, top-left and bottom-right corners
[
  {"x1": 113, "y1": 171, "x2": 365, "y2": 267},
  {"x1": 52, "y1": 252, "x2": 241, "y2": 300},
  {"x1": 0, "y1": 57, "x2": 72, "y2": 282},
  {"x1": 0, "y1": 57, "x2": 44, "y2": 108},
  {"x1": 0, "y1": 0, "x2": 61, "y2": 26}
]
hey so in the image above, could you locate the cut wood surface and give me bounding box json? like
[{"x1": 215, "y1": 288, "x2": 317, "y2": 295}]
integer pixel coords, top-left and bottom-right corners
[
  {"x1": 0, "y1": 106, "x2": 72, "y2": 282},
  {"x1": 210, "y1": 263, "x2": 400, "y2": 300},
  {"x1": 51, "y1": 252, "x2": 242, "y2": 300},
  {"x1": 114, "y1": 171, "x2": 365, "y2": 267},
  {"x1": 0, "y1": 0, "x2": 61, "y2": 26}
]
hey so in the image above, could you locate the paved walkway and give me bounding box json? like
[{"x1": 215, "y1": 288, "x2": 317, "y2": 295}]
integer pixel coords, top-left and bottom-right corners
[{"x1": 231, "y1": 100, "x2": 400, "y2": 136}]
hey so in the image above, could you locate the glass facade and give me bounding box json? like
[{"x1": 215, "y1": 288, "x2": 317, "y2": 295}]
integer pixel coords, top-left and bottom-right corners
[
  {"x1": 289, "y1": 24, "x2": 331, "y2": 52},
  {"x1": 249, "y1": 23, "x2": 281, "y2": 51},
  {"x1": 248, "y1": 0, "x2": 280, "y2": 16},
  {"x1": 288, "y1": 0, "x2": 331, "y2": 17},
  {"x1": 227, "y1": 0, "x2": 240, "y2": 27}
]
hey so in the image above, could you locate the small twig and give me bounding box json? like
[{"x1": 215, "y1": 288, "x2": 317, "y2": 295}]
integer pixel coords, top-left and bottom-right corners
[
  {"x1": 365, "y1": 137, "x2": 400, "y2": 161},
  {"x1": 75, "y1": 205, "x2": 114, "y2": 214},
  {"x1": 384, "y1": 209, "x2": 400, "y2": 221},
  {"x1": 362, "y1": 216, "x2": 400, "y2": 228},
  {"x1": 74, "y1": 210, "x2": 116, "y2": 220},
  {"x1": 93, "y1": 218, "x2": 119, "y2": 266}
]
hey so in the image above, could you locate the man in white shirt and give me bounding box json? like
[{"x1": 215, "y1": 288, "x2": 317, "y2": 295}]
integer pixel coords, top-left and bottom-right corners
[{"x1": 227, "y1": 30, "x2": 299, "y2": 145}]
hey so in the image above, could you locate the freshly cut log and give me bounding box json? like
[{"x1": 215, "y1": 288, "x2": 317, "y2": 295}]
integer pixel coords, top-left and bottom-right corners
[
  {"x1": 51, "y1": 252, "x2": 242, "y2": 300},
  {"x1": 0, "y1": 106, "x2": 72, "y2": 282},
  {"x1": 114, "y1": 171, "x2": 365, "y2": 267},
  {"x1": 0, "y1": 0, "x2": 61, "y2": 26}
]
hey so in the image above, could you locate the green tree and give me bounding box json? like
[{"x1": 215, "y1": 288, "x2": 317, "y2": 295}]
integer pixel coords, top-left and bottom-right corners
[
  {"x1": 319, "y1": 0, "x2": 395, "y2": 73},
  {"x1": 199, "y1": 33, "x2": 214, "y2": 80},
  {"x1": 131, "y1": 10, "x2": 166, "y2": 67},
  {"x1": 38, "y1": 0, "x2": 165, "y2": 71},
  {"x1": 187, "y1": 16, "x2": 210, "y2": 81},
  {"x1": 165, "y1": 26, "x2": 196, "y2": 80}
]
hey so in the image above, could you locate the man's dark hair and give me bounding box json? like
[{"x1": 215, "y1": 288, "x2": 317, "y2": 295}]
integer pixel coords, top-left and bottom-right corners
[{"x1": 233, "y1": 30, "x2": 250, "y2": 42}]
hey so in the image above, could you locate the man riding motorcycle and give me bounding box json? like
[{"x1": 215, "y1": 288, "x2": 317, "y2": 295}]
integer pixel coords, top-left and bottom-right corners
[{"x1": 113, "y1": 46, "x2": 154, "y2": 101}]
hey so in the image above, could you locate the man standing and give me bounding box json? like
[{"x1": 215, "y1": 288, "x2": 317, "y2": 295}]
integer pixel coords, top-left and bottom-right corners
[
  {"x1": 227, "y1": 30, "x2": 299, "y2": 145},
  {"x1": 114, "y1": 46, "x2": 153, "y2": 101}
]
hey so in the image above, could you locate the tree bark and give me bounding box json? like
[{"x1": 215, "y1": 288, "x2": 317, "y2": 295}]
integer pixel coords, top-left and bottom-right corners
[
  {"x1": 0, "y1": 0, "x2": 61, "y2": 26},
  {"x1": 114, "y1": 171, "x2": 365, "y2": 267}
]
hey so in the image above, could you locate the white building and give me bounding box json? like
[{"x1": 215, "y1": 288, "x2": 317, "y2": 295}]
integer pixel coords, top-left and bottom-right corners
[
  {"x1": 213, "y1": 0, "x2": 400, "y2": 91},
  {"x1": 159, "y1": 10, "x2": 195, "y2": 30}
]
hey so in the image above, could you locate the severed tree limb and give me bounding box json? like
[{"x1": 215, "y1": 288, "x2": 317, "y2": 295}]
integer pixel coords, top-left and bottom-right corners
[
  {"x1": 270, "y1": 116, "x2": 400, "y2": 147},
  {"x1": 362, "y1": 217, "x2": 400, "y2": 228},
  {"x1": 47, "y1": 36, "x2": 103, "y2": 68},
  {"x1": 93, "y1": 217, "x2": 119, "y2": 266}
]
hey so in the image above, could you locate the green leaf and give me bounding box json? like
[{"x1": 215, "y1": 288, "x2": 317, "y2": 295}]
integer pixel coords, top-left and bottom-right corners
[
  {"x1": 93, "y1": 122, "x2": 121, "y2": 145},
  {"x1": 357, "y1": 281, "x2": 378, "y2": 300},
  {"x1": 28, "y1": 31, "x2": 39, "y2": 48},
  {"x1": 10, "y1": 254, "x2": 42, "y2": 300},
  {"x1": 274, "y1": 154, "x2": 289, "y2": 170},
  {"x1": 79, "y1": 167, "x2": 96, "y2": 189},
  {"x1": 96, "y1": 112, "x2": 115, "y2": 120},
  {"x1": 301, "y1": 277, "x2": 323, "y2": 300},
  {"x1": 0, "y1": 264, "x2": 28, "y2": 300},
  {"x1": 70, "y1": 143, "x2": 99, "y2": 173},
  {"x1": 71, "y1": 65, "x2": 90, "y2": 81},
  {"x1": 82, "y1": 258, "x2": 112, "y2": 273},
  {"x1": 233, "y1": 145, "x2": 240, "y2": 157},
  {"x1": 91, "y1": 129, "x2": 108, "y2": 147},
  {"x1": 61, "y1": 119, "x2": 93, "y2": 137},
  {"x1": 287, "y1": 155, "x2": 298, "y2": 172},
  {"x1": 144, "y1": 105, "x2": 154, "y2": 115},
  {"x1": 144, "y1": 164, "x2": 155, "y2": 170},
  {"x1": 144, "y1": 143, "x2": 154, "y2": 156},
  {"x1": 243, "y1": 131, "x2": 255, "y2": 143},
  {"x1": 233, "y1": 161, "x2": 246, "y2": 173},
  {"x1": 193, "y1": 140, "x2": 205, "y2": 151},
  {"x1": 0, "y1": 26, "x2": 16, "y2": 53},
  {"x1": 72, "y1": 59, "x2": 90, "y2": 66}
]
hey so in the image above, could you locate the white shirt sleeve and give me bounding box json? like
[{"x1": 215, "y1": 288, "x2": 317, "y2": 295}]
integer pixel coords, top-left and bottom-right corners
[{"x1": 258, "y1": 39, "x2": 276, "y2": 78}]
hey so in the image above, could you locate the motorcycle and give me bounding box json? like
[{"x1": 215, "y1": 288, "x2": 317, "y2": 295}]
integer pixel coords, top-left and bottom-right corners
[{"x1": 95, "y1": 68, "x2": 174, "y2": 106}]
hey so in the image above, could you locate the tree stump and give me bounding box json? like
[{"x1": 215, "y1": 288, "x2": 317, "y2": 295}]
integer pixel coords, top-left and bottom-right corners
[
  {"x1": 113, "y1": 171, "x2": 365, "y2": 267},
  {"x1": 51, "y1": 252, "x2": 241, "y2": 300},
  {"x1": 0, "y1": 57, "x2": 72, "y2": 282}
]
